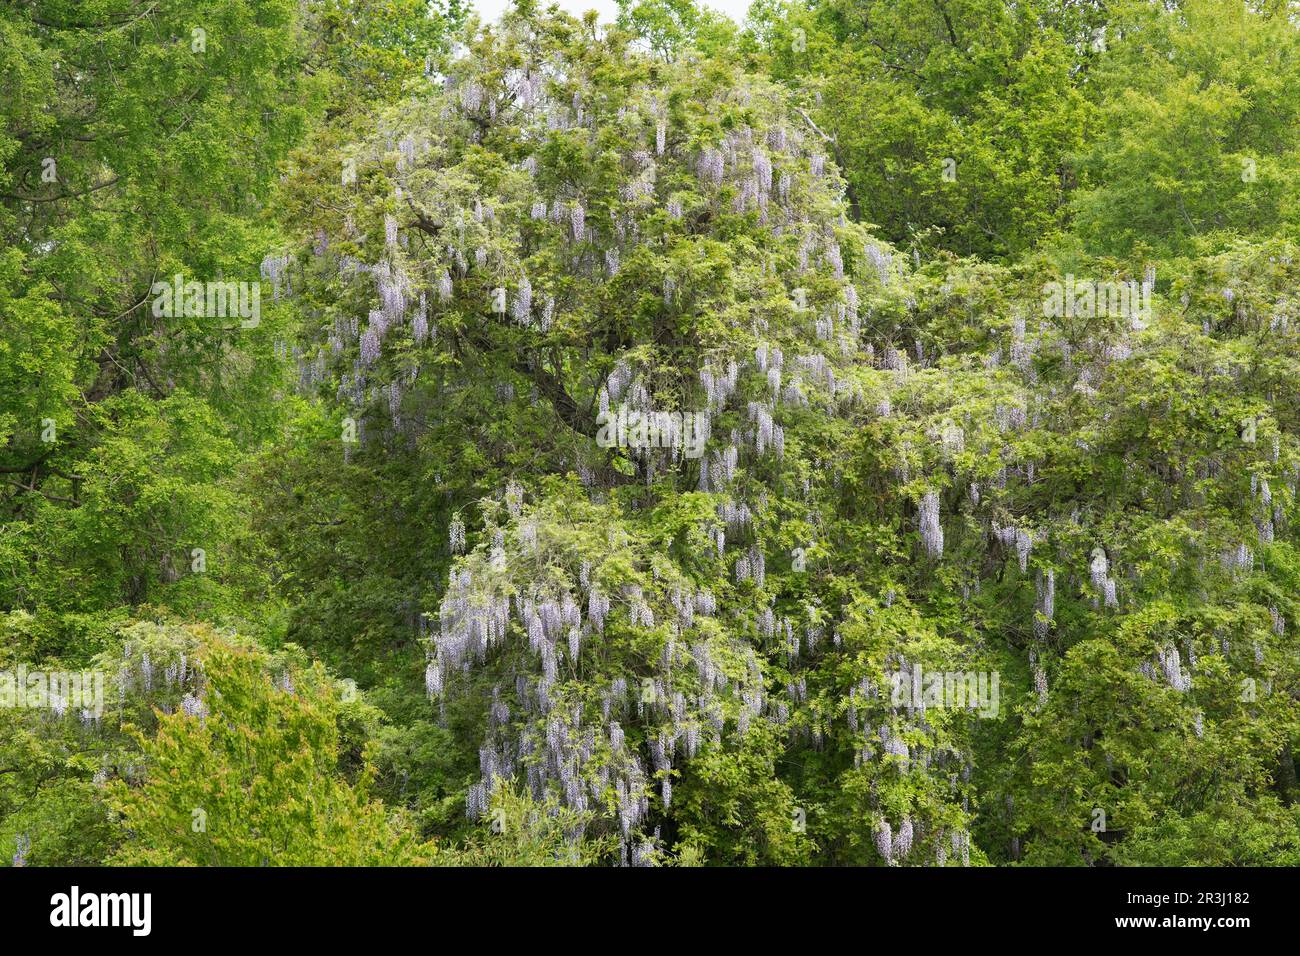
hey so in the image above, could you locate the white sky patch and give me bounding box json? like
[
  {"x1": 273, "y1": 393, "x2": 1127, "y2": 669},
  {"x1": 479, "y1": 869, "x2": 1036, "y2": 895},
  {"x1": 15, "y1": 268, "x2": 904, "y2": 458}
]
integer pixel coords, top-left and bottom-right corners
[{"x1": 468, "y1": 0, "x2": 753, "y2": 26}]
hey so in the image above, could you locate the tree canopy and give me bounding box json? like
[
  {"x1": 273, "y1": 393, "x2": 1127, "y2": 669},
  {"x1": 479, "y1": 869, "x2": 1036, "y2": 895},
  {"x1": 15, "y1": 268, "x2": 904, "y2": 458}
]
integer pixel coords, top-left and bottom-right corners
[{"x1": 3, "y1": 0, "x2": 1299, "y2": 868}]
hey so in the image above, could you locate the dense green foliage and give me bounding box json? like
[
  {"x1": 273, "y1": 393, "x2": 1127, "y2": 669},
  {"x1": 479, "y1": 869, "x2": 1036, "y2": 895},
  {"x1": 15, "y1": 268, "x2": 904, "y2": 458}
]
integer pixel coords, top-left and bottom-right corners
[{"x1": 3, "y1": 0, "x2": 1299, "y2": 867}]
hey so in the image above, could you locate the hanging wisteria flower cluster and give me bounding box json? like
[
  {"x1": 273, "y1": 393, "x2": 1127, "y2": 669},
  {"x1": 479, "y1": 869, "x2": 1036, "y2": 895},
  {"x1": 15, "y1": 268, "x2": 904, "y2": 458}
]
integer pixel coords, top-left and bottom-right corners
[
  {"x1": 424, "y1": 486, "x2": 782, "y2": 858},
  {"x1": 918, "y1": 491, "x2": 944, "y2": 559}
]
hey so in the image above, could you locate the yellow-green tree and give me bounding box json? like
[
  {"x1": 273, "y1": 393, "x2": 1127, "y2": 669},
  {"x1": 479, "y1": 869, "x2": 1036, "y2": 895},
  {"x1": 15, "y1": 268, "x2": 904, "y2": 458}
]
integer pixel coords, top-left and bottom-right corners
[{"x1": 111, "y1": 635, "x2": 436, "y2": 866}]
